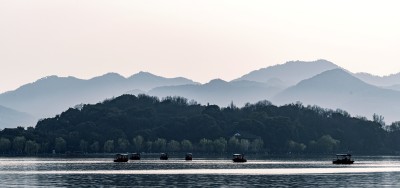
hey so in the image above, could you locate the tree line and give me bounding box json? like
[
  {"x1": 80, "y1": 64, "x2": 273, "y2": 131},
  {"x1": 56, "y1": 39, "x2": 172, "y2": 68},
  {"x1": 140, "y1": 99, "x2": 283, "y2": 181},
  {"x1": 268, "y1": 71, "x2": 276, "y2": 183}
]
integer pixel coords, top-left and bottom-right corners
[
  {"x1": 1, "y1": 94, "x2": 400, "y2": 155},
  {"x1": 0, "y1": 134, "x2": 264, "y2": 155}
]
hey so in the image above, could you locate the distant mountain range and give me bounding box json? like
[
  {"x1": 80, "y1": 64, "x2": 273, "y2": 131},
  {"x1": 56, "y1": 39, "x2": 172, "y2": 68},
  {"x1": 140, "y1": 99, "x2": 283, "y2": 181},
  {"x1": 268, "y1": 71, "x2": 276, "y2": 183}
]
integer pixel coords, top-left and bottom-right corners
[
  {"x1": 274, "y1": 69, "x2": 400, "y2": 123},
  {"x1": 354, "y1": 72, "x2": 400, "y2": 88},
  {"x1": 234, "y1": 59, "x2": 340, "y2": 86},
  {"x1": 150, "y1": 60, "x2": 340, "y2": 107},
  {"x1": 0, "y1": 72, "x2": 197, "y2": 128},
  {"x1": 1, "y1": 60, "x2": 400, "y2": 128},
  {"x1": 149, "y1": 79, "x2": 284, "y2": 107},
  {"x1": 0, "y1": 105, "x2": 35, "y2": 129}
]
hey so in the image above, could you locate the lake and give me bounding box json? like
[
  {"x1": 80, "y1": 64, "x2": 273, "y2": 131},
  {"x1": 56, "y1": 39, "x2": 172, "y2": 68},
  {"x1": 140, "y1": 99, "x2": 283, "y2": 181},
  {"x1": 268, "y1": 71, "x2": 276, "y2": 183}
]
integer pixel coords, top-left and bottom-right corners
[{"x1": 1, "y1": 155, "x2": 400, "y2": 187}]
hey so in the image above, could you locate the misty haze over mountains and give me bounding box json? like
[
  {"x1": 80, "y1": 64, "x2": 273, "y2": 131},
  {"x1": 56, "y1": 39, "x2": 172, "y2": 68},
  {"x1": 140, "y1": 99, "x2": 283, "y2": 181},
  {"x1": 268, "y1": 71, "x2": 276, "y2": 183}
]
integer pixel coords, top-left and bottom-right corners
[
  {"x1": 234, "y1": 59, "x2": 340, "y2": 86},
  {"x1": 1, "y1": 59, "x2": 400, "y2": 128},
  {"x1": 0, "y1": 105, "x2": 35, "y2": 129},
  {"x1": 274, "y1": 69, "x2": 400, "y2": 123},
  {"x1": 354, "y1": 72, "x2": 400, "y2": 88},
  {"x1": 148, "y1": 79, "x2": 284, "y2": 107},
  {"x1": 0, "y1": 72, "x2": 197, "y2": 128}
]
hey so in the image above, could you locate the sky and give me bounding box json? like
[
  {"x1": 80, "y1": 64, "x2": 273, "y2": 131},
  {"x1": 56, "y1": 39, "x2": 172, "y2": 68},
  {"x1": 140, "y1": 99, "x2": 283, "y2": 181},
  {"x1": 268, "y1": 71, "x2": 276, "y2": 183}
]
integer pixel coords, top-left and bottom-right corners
[{"x1": 1, "y1": 0, "x2": 400, "y2": 93}]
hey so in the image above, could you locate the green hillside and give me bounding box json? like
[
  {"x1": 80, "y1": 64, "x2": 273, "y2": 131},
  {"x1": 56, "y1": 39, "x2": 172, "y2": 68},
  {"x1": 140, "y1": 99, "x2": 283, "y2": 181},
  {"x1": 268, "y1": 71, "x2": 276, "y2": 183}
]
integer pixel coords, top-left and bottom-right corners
[{"x1": 1, "y1": 94, "x2": 399, "y2": 155}]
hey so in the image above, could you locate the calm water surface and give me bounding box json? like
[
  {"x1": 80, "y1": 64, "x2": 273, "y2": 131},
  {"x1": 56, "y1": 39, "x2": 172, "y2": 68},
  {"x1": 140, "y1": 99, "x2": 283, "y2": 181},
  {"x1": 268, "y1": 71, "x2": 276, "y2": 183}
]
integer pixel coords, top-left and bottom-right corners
[{"x1": 1, "y1": 155, "x2": 400, "y2": 187}]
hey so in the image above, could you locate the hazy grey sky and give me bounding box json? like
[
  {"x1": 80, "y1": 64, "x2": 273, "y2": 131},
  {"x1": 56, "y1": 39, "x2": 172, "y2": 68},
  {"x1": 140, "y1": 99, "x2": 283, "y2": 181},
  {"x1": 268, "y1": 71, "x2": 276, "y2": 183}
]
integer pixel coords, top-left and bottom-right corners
[{"x1": 1, "y1": 0, "x2": 399, "y2": 93}]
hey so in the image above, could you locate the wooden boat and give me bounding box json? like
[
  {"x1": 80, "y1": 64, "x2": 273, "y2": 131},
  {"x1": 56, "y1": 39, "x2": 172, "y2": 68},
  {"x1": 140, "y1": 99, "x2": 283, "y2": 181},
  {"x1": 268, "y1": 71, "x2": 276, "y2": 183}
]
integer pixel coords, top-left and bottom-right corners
[
  {"x1": 113, "y1": 154, "x2": 129, "y2": 162},
  {"x1": 160, "y1": 153, "x2": 169, "y2": 160},
  {"x1": 333, "y1": 154, "x2": 354, "y2": 164},
  {"x1": 232, "y1": 154, "x2": 247, "y2": 162},
  {"x1": 130, "y1": 152, "x2": 141, "y2": 160},
  {"x1": 185, "y1": 153, "x2": 193, "y2": 161}
]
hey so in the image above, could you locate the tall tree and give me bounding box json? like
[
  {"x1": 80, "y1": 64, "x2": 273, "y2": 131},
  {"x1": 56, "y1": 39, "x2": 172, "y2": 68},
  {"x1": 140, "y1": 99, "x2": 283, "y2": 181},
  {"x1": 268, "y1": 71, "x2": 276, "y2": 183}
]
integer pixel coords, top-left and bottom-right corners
[
  {"x1": 25, "y1": 140, "x2": 39, "y2": 155},
  {"x1": 132, "y1": 135, "x2": 144, "y2": 152},
  {"x1": 153, "y1": 138, "x2": 167, "y2": 152},
  {"x1": 79, "y1": 140, "x2": 88, "y2": 153},
  {"x1": 373, "y1": 113, "x2": 386, "y2": 128},
  {"x1": 250, "y1": 138, "x2": 264, "y2": 152},
  {"x1": 213, "y1": 137, "x2": 227, "y2": 153},
  {"x1": 55, "y1": 137, "x2": 66, "y2": 153},
  {"x1": 181, "y1": 140, "x2": 193, "y2": 151},
  {"x1": 0, "y1": 138, "x2": 11, "y2": 153},
  {"x1": 13, "y1": 136, "x2": 26, "y2": 153},
  {"x1": 167, "y1": 140, "x2": 180, "y2": 152},
  {"x1": 90, "y1": 141, "x2": 100, "y2": 153},
  {"x1": 117, "y1": 138, "x2": 130, "y2": 152},
  {"x1": 199, "y1": 138, "x2": 213, "y2": 152},
  {"x1": 103, "y1": 140, "x2": 114, "y2": 153},
  {"x1": 228, "y1": 136, "x2": 240, "y2": 152}
]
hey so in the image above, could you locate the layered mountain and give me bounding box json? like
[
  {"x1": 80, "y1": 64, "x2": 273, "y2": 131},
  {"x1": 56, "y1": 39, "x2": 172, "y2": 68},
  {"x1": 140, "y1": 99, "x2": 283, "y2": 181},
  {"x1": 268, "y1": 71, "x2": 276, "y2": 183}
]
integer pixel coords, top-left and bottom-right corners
[
  {"x1": 386, "y1": 84, "x2": 400, "y2": 91},
  {"x1": 354, "y1": 72, "x2": 400, "y2": 87},
  {"x1": 273, "y1": 69, "x2": 400, "y2": 123},
  {"x1": 149, "y1": 79, "x2": 284, "y2": 107},
  {"x1": 0, "y1": 105, "x2": 35, "y2": 129},
  {"x1": 127, "y1": 71, "x2": 198, "y2": 91},
  {"x1": 0, "y1": 72, "x2": 197, "y2": 122},
  {"x1": 2, "y1": 59, "x2": 400, "y2": 128},
  {"x1": 234, "y1": 59, "x2": 339, "y2": 86}
]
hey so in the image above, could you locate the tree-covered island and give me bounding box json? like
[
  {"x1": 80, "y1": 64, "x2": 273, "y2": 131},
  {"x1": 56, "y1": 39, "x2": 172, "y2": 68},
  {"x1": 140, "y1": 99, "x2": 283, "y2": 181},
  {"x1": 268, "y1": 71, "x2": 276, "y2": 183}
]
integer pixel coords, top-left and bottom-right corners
[{"x1": 1, "y1": 94, "x2": 400, "y2": 155}]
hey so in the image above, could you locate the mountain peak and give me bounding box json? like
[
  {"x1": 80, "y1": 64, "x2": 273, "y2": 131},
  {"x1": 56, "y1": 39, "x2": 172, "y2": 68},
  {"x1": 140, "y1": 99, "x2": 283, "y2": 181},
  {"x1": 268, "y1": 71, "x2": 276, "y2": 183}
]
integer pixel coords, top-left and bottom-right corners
[
  {"x1": 102, "y1": 72, "x2": 124, "y2": 77},
  {"x1": 129, "y1": 71, "x2": 160, "y2": 79},
  {"x1": 38, "y1": 75, "x2": 59, "y2": 80},
  {"x1": 313, "y1": 68, "x2": 351, "y2": 78},
  {"x1": 235, "y1": 59, "x2": 339, "y2": 85},
  {"x1": 19, "y1": 75, "x2": 81, "y2": 89},
  {"x1": 206, "y1": 79, "x2": 228, "y2": 85},
  {"x1": 274, "y1": 67, "x2": 400, "y2": 123},
  {"x1": 354, "y1": 71, "x2": 400, "y2": 87},
  {"x1": 0, "y1": 104, "x2": 35, "y2": 129},
  {"x1": 90, "y1": 72, "x2": 125, "y2": 81},
  {"x1": 285, "y1": 59, "x2": 335, "y2": 66},
  {"x1": 295, "y1": 68, "x2": 370, "y2": 91}
]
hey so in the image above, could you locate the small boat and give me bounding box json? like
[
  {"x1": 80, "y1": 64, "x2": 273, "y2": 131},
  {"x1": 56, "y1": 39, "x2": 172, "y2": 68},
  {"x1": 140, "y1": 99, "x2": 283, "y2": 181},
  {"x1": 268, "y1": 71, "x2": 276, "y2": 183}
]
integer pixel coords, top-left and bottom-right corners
[
  {"x1": 185, "y1": 153, "x2": 193, "y2": 161},
  {"x1": 130, "y1": 152, "x2": 141, "y2": 160},
  {"x1": 113, "y1": 154, "x2": 129, "y2": 162},
  {"x1": 232, "y1": 154, "x2": 247, "y2": 162},
  {"x1": 160, "y1": 153, "x2": 169, "y2": 160},
  {"x1": 333, "y1": 154, "x2": 354, "y2": 164}
]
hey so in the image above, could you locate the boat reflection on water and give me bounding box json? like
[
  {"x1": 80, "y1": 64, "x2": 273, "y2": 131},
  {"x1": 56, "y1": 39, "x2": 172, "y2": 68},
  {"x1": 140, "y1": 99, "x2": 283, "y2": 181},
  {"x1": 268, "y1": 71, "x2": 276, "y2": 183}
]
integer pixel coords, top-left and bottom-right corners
[{"x1": 3, "y1": 157, "x2": 400, "y2": 187}]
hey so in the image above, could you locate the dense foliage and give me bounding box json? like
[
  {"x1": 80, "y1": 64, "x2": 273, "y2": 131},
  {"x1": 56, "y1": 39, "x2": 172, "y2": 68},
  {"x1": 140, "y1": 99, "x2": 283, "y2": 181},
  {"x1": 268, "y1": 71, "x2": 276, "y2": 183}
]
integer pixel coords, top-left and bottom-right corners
[{"x1": 1, "y1": 94, "x2": 399, "y2": 155}]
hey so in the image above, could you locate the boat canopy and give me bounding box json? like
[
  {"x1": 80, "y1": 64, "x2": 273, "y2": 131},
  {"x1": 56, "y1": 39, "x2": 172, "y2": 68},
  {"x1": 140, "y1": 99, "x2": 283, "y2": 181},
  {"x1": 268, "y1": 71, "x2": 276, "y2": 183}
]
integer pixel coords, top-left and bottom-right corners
[{"x1": 336, "y1": 154, "x2": 351, "y2": 156}]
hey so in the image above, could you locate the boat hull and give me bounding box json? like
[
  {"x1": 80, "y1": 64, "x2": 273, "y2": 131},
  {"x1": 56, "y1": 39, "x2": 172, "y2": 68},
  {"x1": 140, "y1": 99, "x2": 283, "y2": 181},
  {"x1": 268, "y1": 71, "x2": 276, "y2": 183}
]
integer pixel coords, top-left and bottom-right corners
[
  {"x1": 333, "y1": 160, "x2": 354, "y2": 164},
  {"x1": 233, "y1": 158, "x2": 247, "y2": 162},
  {"x1": 130, "y1": 156, "x2": 140, "y2": 160},
  {"x1": 114, "y1": 154, "x2": 129, "y2": 162},
  {"x1": 113, "y1": 159, "x2": 128, "y2": 162},
  {"x1": 185, "y1": 157, "x2": 192, "y2": 161},
  {"x1": 160, "y1": 153, "x2": 168, "y2": 160}
]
